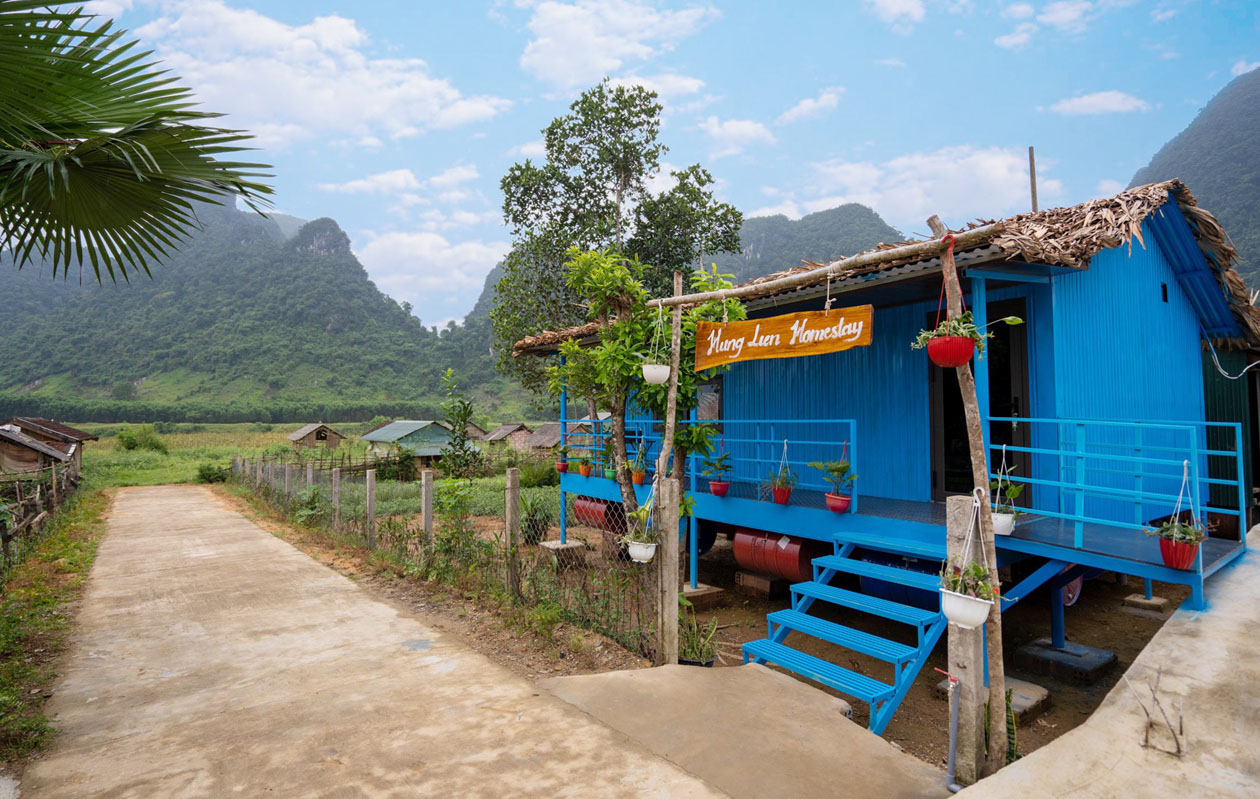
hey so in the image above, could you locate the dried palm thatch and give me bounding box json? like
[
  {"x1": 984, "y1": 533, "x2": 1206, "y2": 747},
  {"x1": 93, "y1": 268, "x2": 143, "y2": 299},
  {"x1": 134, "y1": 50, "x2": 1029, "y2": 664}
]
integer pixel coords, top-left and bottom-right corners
[
  {"x1": 512, "y1": 320, "x2": 601, "y2": 354},
  {"x1": 514, "y1": 180, "x2": 1259, "y2": 353}
]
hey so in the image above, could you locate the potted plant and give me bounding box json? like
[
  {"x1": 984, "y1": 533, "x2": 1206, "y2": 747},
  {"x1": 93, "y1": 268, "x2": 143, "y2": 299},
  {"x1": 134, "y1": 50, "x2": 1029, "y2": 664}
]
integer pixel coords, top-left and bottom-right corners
[
  {"x1": 630, "y1": 446, "x2": 648, "y2": 485},
  {"x1": 577, "y1": 455, "x2": 593, "y2": 478},
  {"x1": 678, "y1": 596, "x2": 718, "y2": 667},
  {"x1": 521, "y1": 495, "x2": 553, "y2": 546},
  {"x1": 912, "y1": 313, "x2": 1023, "y2": 367},
  {"x1": 1146, "y1": 519, "x2": 1207, "y2": 570},
  {"x1": 642, "y1": 360, "x2": 670, "y2": 385},
  {"x1": 555, "y1": 445, "x2": 570, "y2": 474},
  {"x1": 702, "y1": 451, "x2": 733, "y2": 497},
  {"x1": 600, "y1": 439, "x2": 617, "y2": 480},
  {"x1": 621, "y1": 502, "x2": 658, "y2": 563},
  {"x1": 990, "y1": 463, "x2": 1024, "y2": 536},
  {"x1": 939, "y1": 559, "x2": 996, "y2": 629},
  {"x1": 809, "y1": 459, "x2": 858, "y2": 513},
  {"x1": 764, "y1": 465, "x2": 797, "y2": 505}
]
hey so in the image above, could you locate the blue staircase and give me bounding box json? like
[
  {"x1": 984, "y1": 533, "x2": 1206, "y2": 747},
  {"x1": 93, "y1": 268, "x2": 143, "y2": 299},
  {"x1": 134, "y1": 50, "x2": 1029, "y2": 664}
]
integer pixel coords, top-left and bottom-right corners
[{"x1": 742, "y1": 532, "x2": 947, "y2": 735}]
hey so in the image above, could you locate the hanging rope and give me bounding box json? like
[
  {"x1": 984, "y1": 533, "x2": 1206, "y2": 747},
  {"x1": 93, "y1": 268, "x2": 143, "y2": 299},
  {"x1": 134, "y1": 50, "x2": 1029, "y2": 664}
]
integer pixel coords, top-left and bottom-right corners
[
  {"x1": 1171, "y1": 459, "x2": 1198, "y2": 528},
  {"x1": 648, "y1": 303, "x2": 666, "y2": 363},
  {"x1": 934, "y1": 234, "x2": 969, "y2": 328},
  {"x1": 824, "y1": 265, "x2": 834, "y2": 316},
  {"x1": 959, "y1": 487, "x2": 989, "y2": 570},
  {"x1": 778, "y1": 438, "x2": 790, "y2": 475}
]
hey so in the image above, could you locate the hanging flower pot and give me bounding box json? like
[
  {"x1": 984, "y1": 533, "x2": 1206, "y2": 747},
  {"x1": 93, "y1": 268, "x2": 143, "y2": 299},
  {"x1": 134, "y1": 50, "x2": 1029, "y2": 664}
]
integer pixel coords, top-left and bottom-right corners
[
  {"x1": 709, "y1": 480, "x2": 730, "y2": 497},
  {"x1": 992, "y1": 511, "x2": 1016, "y2": 536},
  {"x1": 927, "y1": 336, "x2": 976, "y2": 367},
  {"x1": 1159, "y1": 538, "x2": 1200, "y2": 570},
  {"x1": 772, "y1": 487, "x2": 793, "y2": 505},
  {"x1": 578, "y1": 463, "x2": 593, "y2": 477},
  {"x1": 627, "y1": 541, "x2": 657, "y2": 563},
  {"x1": 642, "y1": 363, "x2": 670, "y2": 384},
  {"x1": 555, "y1": 461, "x2": 569, "y2": 474},
  {"x1": 824, "y1": 492, "x2": 852, "y2": 513},
  {"x1": 941, "y1": 588, "x2": 994, "y2": 629},
  {"x1": 631, "y1": 470, "x2": 646, "y2": 485}
]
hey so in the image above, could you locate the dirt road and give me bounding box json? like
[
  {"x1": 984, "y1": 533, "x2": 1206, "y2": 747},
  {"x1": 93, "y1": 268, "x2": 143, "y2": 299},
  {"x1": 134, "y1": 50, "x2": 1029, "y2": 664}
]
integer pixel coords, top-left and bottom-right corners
[{"x1": 22, "y1": 485, "x2": 721, "y2": 798}]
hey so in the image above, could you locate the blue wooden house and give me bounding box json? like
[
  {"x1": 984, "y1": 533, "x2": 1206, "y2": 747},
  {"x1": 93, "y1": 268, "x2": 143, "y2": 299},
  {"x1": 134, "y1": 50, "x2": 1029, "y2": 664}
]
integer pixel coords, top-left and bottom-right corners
[{"x1": 515, "y1": 180, "x2": 1257, "y2": 734}]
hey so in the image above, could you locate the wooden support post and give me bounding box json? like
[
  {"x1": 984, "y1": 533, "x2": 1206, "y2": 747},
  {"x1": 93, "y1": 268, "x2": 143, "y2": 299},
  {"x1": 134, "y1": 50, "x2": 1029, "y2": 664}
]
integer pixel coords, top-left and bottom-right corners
[
  {"x1": 947, "y1": 495, "x2": 988, "y2": 786},
  {"x1": 332, "y1": 468, "x2": 341, "y2": 526},
  {"x1": 306, "y1": 462, "x2": 314, "y2": 488},
  {"x1": 284, "y1": 463, "x2": 292, "y2": 498},
  {"x1": 928, "y1": 214, "x2": 1008, "y2": 773},
  {"x1": 422, "y1": 469, "x2": 435, "y2": 549},
  {"x1": 1028, "y1": 146, "x2": 1039, "y2": 213},
  {"x1": 50, "y1": 463, "x2": 58, "y2": 507},
  {"x1": 505, "y1": 467, "x2": 521, "y2": 598},
  {"x1": 256, "y1": 457, "x2": 263, "y2": 484},
  {"x1": 656, "y1": 477, "x2": 680, "y2": 666},
  {"x1": 366, "y1": 468, "x2": 377, "y2": 550}
]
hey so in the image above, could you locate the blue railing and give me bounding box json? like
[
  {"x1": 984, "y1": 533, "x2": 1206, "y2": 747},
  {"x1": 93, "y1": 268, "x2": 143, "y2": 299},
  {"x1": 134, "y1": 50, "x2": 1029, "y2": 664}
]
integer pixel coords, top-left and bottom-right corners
[{"x1": 986, "y1": 416, "x2": 1246, "y2": 555}]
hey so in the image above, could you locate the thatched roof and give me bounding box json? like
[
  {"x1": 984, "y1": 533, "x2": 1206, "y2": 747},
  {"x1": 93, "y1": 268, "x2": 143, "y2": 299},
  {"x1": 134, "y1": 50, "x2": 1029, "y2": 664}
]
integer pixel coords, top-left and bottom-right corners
[
  {"x1": 486, "y1": 422, "x2": 532, "y2": 442},
  {"x1": 513, "y1": 180, "x2": 1259, "y2": 353},
  {"x1": 286, "y1": 422, "x2": 344, "y2": 442}
]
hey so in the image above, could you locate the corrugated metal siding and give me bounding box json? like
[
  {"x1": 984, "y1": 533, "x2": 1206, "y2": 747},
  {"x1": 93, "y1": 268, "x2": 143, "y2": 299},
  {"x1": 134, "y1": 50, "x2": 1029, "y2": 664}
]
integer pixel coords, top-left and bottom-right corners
[{"x1": 1201, "y1": 349, "x2": 1252, "y2": 509}]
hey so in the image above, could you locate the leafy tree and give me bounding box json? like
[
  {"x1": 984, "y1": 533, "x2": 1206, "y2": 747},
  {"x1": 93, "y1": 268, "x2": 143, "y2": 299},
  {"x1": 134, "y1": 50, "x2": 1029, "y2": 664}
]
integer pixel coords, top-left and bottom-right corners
[
  {"x1": 438, "y1": 368, "x2": 486, "y2": 479},
  {"x1": 0, "y1": 1, "x2": 272, "y2": 282}
]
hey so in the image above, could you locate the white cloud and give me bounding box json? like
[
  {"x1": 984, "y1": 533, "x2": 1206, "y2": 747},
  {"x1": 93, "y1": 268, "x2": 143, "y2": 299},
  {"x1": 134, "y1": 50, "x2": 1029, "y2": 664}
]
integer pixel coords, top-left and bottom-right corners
[
  {"x1": 509, "y1": 140, "x2": 548, "y2": 159},
  {"x1": 356, "y1": 232, "x2": 509, "y2": 319},
  {"x1": 136, "y1": 1, "x2": 510, "y2": 149},
  {"x1": 760, "y1": 145, "x2": 1062, "y2": 232},
  {"x1": 1231, "y1": 60, "x2": 1260, "y2": 77},
  {"x1": 319, "y1": 169, "x2": 421, "y2": 194},
  {"x1": 875, "y1": 57, "x2": 906, "y2": 68},
  {"x1": 1095, "y1": 179, "x2": 1125, "y2": 197},
  {"x1": 1001, "y1": 3, "x2": 1035, "y2": 19},
  {"x1": 776, "y1": 87, "x2": 844, "y2": 125},
  {"x1": 1151, "y1": 7, "x2": 1177, "y2": 22},
  {"x1": 1037, "y1": 1, "x2": 1093, "y2": 33},
  {"x1": 608, "y1": 73, "x2": 705, "y2": 97},
  {"x1": 697, "y1": 116, "x2": 775, "y2": 159},
  {"x1": 747, "y1": 200, "x2": 803, "y2": 219},
  {"x1": 995, "y1": 22, "x2": 1037, "y2": 49},
  {"x1": 863, "y1": 0, "x2": 925, "y2": 26},
  {"x1": 519, "y1": 0, "x2": 719, "y2": 89},
  {"x1": 82, "y1": 0, "x2": 133, "y2": 16},
  {"x1": 428, "y1": 164, "x2": 480, "y2": 189},
  {"x1": 1049, "y1": 90, "x2": 1150, "y2": 114}
]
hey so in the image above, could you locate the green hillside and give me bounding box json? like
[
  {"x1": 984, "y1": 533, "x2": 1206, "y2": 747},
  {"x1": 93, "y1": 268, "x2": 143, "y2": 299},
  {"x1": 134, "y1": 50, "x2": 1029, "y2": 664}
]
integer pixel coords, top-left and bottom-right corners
[
  {"x1": 0, "y1": 201, "x2": 519, "y2": 423},
  {"x1": 1130, "y1": 68, "x2": 1260, "y2": 283}
]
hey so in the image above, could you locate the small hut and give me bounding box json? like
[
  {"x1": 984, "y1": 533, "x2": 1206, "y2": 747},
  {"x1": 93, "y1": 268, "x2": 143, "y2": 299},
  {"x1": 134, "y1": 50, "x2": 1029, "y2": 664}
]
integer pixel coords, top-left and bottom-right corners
[
  {"x1": 485, "y1": 423, "x2": 533, "y2": 450},
  {"x1": 287, "y1": 423, "x2": 345, "y2": 452},
  {"x1": 523, "y1": 422, "x2": 562, "y2": 452},
  {"x1": 4, "y1": 417, "x2": 96, "y2": 472},
  {"x1": 360, "y1": 420, "x2": 453, "y2": 465},
  {"x1": 0, "y1": 425, "x2": 71, "y2": 476}
]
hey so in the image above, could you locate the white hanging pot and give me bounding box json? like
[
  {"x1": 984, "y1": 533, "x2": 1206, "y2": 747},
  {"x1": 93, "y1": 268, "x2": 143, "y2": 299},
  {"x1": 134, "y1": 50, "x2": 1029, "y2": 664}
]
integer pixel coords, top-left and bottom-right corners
[
  {"x1": 992, "y1": 512, "x2": 1016, "y2": 537},
  {"x1": 642, "y1": 363, "x2": 670, "y2": 384},
  {"x1": 627, "y1": 541, "x2": 657, "y2": 563},
  {"x1": 941, "y1": 589, "x2": 994, "y2": 629}
]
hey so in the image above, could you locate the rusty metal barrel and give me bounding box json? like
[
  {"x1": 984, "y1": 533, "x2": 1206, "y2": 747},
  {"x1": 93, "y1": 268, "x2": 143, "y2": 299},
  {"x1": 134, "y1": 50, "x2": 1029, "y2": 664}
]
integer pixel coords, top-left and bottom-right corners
[{"x1": 732, "y1": 529, "x2": 829, "y2": 583}]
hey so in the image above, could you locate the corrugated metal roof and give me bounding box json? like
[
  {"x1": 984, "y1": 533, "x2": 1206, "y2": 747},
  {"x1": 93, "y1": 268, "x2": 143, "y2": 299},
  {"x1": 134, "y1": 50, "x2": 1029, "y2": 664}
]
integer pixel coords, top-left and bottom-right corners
[
  {"x1": 7, "y1": 417, "x2": 98, "y2": 442},
  {"x1": 360, "y1": 420, "x2": 441, "y2": 443},
  {"x1": 0, "y1": 426, "x2": 72, "y2": 462}
]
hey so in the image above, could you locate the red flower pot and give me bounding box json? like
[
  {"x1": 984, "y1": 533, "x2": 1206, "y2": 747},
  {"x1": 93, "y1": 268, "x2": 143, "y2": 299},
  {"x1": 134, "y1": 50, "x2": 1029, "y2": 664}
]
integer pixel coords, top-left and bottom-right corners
[
  {"x1": 555, "y1": 461, "x2": 568, "y2": 473},
  {"x1": 709, "y1": 480, "x2": 730, "y2": 497},
  {"x1": 578, "y1": 464, "x2": 593, "y2": 477},
  {"x1": 631, "y1": 471, "x2": 646, "y2": 485},
  {"x1": 772, "y1": 487, "x2": 792, "y2": 505},
  {"x1": 927, "y1": 336, "x2": 976, "y2": 367},
  {"x1": 824, "y1": 492, "x2": 852, "y2": 513},
  {"x1": 1159, "y1": 538, "x2": 1200, "y2": 570}
]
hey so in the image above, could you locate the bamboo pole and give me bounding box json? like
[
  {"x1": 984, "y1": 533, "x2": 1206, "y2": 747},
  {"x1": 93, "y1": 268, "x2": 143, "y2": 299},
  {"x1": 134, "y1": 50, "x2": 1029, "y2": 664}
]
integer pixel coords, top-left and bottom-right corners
[
  {"x1": 646, "y1": 223, "x2": 1000, "y2": 309},
  {"x1": 928, "y1": 214, "x2": 1008, "y2": 774}
]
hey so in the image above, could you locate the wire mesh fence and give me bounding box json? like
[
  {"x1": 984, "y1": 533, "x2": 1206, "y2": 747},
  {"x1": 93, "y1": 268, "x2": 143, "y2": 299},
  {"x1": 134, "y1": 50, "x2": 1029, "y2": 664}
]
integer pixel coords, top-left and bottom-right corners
[{"x1": 232, "y1": 456, "x2": 661, "y2": 661}]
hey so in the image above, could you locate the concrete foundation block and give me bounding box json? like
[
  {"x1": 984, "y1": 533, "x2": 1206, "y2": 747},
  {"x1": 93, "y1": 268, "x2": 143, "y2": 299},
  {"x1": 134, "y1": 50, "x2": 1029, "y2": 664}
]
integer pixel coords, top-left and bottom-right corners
[
  {"x1": 1014, "y1": 638, "x2": 1117, "y2": 684},
  {"x1": 540, "y1": 540, "x2": 586, "y2": 569},
  {"x1": 1123, "y1": 593, "x2": 1170, "y2": 613},
  {"x1": 682, "y1": 582, "x2": 726, "y2": 610},
  {"x1": 937, "y1": 677, "x2": 1051, "y2": 723}
]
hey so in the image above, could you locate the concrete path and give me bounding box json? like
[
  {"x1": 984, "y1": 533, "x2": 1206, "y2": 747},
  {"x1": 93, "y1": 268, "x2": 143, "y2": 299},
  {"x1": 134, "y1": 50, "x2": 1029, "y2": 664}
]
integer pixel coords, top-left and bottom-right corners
[
  {"x1": 958, "y1": 530, "x2": 1260, "y2": 798},
  {"x1": 542, "y1": 664, "x2": 948, "y2": 799},
  {"x1": 23, "y1": 486, "x2": 722, "y2": 798}
]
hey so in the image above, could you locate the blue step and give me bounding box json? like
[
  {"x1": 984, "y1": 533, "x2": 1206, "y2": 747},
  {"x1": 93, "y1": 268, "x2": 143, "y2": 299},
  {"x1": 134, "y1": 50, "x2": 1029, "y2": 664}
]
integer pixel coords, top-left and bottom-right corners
[
  {"x1": 792, "y1": 581, "x2": 940, "y2": 627},
  {"x1": 768, "y1": 609, "x2": 916, "y2": 665},
  {"x1": 813, "y1": 554, "x2": 941, "y2": 592},
  {"x1": 832, "y1": 530, "x2": 946, "y2": 560},
  {"x1": 744, "y1": 639, "x2": 894, "y2": 704}
]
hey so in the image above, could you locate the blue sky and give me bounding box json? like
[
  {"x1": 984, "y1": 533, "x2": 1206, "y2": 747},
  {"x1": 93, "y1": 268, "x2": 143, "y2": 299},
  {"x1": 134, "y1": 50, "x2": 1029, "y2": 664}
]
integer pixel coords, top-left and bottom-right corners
[{"x1": 92, "y1": 0, "x2": 1259, "y2": 326}]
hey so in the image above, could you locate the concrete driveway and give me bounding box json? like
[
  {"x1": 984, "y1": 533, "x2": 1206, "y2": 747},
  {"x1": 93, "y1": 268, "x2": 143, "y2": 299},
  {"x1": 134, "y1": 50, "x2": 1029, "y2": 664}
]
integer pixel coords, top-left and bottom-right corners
[{"x1": 23, "y1": 486, "x2": 722, "y2": 798}]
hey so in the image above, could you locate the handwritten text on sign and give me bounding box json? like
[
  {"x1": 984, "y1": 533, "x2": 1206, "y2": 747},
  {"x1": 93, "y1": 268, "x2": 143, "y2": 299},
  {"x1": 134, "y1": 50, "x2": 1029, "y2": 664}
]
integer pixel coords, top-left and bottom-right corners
[{"x1": 694, "y1": 305, "x2": 874, "y2": 371}]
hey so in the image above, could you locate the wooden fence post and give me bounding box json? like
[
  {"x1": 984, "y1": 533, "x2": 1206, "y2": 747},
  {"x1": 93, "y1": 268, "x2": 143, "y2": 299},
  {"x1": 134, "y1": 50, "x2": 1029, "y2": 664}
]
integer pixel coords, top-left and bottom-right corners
[
  {"x1": 422, "y1": 469, "x2": 435, "y2": 549},
  {"x1": 284, "y1": 463, "x2": 293, "y2": 498},
  {"x1": 306, "y1": 462, "x2": 314, "y2": 489},
  {"x1": 947, "y1": 495, "x2": 987, "y2": 786},
  {"x1": 332, "y1": 468, "x2": 341, "y2": 526},
  {"x1": 366, "y1": 468, "x2": 376, "y2": 550},
  {"x1": 256, "y1": 457, "x2": 263, "y2": 484},
  {"x1": 50, "y1": 463, "x2": 58, "y2": 508},
  {"x1": 505, "y1": 467, "x2": 521, "y2": 598},
  {"x1": 656, "y1": 477, "x2": 680, "y2": 665}
]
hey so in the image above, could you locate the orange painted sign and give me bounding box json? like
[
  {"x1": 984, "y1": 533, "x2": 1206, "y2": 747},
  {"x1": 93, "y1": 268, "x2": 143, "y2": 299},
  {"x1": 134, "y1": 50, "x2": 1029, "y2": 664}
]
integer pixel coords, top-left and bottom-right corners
[{"x1": 694, "y1": 305, "x2": 874, "y2": 371}]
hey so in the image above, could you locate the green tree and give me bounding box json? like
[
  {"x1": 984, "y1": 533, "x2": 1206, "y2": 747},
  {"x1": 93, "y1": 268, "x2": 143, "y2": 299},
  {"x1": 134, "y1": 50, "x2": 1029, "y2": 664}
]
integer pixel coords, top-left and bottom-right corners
[
  {"x1": 438, "y1": 368, "x2": 486, "y2": 479},
  {"x1": 0, "y1": 1, "x2": 272, "y2": 281}
]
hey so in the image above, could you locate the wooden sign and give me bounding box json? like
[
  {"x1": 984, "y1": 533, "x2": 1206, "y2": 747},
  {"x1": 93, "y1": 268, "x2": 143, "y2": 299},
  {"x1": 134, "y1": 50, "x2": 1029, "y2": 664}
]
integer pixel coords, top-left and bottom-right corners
[{"x1": 694, "y1": 305, "x2": 873, "y2": 371}]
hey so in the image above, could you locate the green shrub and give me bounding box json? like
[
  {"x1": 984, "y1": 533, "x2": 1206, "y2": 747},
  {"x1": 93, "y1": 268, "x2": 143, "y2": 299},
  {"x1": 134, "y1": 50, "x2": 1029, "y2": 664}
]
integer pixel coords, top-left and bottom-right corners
[
  {"x1": 519, "y1": 459, "x2": 559, "y2": 488},
  {"x1": 115, "y1": 424, "x2": 168, "y2": 453},
  {"x1": 196, "y1": 463, "x2": 230, "y2": 483},
  {"x1": 521, "y1": 495, "x2": 554, "y2": 545}
]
